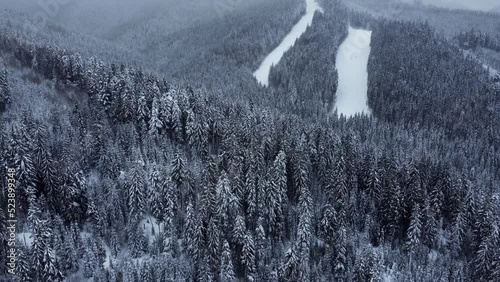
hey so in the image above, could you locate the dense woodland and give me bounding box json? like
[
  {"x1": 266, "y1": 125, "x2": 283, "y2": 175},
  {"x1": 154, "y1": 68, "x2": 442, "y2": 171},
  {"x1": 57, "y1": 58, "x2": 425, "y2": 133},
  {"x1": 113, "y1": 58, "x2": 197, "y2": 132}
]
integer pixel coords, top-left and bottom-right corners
[
  {"x1": 456, "y1": 29, "x2": 500, "y2": 52},
  {"x1": 0, "y1": 0, "x2": 500, "y2": 281}
]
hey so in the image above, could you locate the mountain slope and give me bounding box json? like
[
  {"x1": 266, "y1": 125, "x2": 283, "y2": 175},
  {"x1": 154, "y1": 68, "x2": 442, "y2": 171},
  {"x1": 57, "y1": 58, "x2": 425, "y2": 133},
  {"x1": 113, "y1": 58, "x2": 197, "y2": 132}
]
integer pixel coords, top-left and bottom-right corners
[
  {"x1": 0, "y1": 2, "x2": 499, "y2": 281},
  {"x1": 344, "y1": 0, "x2": 500, "y2": 38}
]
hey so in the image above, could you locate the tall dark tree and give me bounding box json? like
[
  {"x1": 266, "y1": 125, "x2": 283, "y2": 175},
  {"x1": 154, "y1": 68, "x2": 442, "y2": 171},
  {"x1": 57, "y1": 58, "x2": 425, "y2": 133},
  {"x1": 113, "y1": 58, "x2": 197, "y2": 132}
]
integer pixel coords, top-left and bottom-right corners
[{"x1": 0, "y1": 68, "x2": 11, "y2": 112}]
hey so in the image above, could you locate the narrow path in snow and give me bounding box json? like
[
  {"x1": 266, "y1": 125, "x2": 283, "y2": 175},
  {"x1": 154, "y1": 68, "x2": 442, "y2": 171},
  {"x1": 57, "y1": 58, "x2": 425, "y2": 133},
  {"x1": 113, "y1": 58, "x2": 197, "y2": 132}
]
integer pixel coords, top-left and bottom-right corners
[
  {"x1": 253, "y1": 0, "x2": 323, "y2": 87},
  {"x1": 333, "y1": 26, "x2": 372, "y2": 117}
]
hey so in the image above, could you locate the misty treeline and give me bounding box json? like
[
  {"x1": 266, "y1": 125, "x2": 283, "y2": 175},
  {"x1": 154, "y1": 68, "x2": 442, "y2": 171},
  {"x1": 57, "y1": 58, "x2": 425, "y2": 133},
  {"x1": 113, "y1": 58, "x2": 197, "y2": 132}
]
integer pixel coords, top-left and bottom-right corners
[
  {"x1": 0, "y1": 1, "x2": 499, "y2": 282},
  {"x1": 347, "y1": 0, "x2": 500, "y2": 39},
  {"x1": 456, "y1": 29, "x2": 500, "y2": 52}
]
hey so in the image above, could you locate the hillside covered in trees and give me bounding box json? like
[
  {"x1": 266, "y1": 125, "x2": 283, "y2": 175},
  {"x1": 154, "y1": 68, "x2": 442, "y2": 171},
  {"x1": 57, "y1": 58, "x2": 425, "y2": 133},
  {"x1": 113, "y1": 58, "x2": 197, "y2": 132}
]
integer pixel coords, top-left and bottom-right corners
[{"x1": 0, "y1": 0, "x2": 499, "y2": 281}]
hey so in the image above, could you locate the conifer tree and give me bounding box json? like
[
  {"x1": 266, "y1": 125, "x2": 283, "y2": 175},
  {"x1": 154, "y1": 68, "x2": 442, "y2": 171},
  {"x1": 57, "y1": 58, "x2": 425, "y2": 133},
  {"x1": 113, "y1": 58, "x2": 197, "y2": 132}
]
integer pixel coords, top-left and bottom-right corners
[
  {"x1": 220, "y1": 240, "x2": 236, "y2": 282},
  {"x1": 0, "y1": 69, "x2": 11, "y2": 112},
  {"x1": 127, "y1": 164, "x2": 146, "y2": 223},
  {"x1": 149, "y1": 97, "x2": 163, "y2": 137},
  {"x1": 406, "y1": 204, "x2": 422, "y2": 255},
  {"x1": 267, "y1": 150, "x2": 287, "y2": 239},
  {"x1": 241, "y1": 233, "x2": 256, "y2": 281},
  {"x1": 31, "y1": 219, "x2": 64, "y2": 281},
  {"x1": 280, "y1": 247, "x2": 299, "y2": 282}
]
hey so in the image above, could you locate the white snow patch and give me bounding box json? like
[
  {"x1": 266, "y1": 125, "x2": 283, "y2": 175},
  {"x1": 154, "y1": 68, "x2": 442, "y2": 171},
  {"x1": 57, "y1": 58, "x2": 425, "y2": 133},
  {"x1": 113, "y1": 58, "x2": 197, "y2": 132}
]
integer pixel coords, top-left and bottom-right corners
[
  {"x1": 428, "y1": 250, "x2": 438, "y2": 262},
  {"x1": 482, "y1": 63, "x2": 499, "y2": 77},
  {"x1": 462, "y1": 49, "x2": 499, "y2": 78},
  {"x1": 333, "y1": 26, "x2": 372, "y2": 118},
  {"x1": 253, "y1": 0, "x2": 323, "y2": 86},
  {"x1": 140, "y1": 215, "x2": 163, "y2": 245},
  {"x1": 103, "y1": 243, "x2": 112, "y2": 269},
  {"x1": 80, "y1": 231, "x2": 92, "y2": 240},
  {"x1": 382, "y1": 263, "x2": 397, "y2": 282},
  {"x1": 17, "y1": 232, "x2": 34, "y2": 248}
]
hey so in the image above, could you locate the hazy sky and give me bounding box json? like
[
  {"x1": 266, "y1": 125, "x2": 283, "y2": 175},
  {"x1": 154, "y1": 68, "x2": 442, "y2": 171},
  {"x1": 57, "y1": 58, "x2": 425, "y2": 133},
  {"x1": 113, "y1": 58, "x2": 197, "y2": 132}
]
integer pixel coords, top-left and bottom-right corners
[{"x1": 421, "y1": 0, "x2": 499, "y2": 11}]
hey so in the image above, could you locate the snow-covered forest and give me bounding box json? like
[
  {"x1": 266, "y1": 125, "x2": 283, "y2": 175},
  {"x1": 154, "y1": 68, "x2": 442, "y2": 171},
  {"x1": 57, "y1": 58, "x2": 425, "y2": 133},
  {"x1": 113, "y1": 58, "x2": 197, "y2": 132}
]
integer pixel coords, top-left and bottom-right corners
[{"x1": 0, "y1": 0, "x2": 499, "y2": 281}]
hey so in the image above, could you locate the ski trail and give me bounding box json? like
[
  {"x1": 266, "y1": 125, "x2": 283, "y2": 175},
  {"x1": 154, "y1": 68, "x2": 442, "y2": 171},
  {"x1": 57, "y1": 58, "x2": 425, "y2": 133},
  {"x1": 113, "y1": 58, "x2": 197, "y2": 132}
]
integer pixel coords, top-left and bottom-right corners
[
  {"x1": 254, "y1": 0, "x2": 323, "y2": 87},
  {"x1": 333, "y1": 26, "x2": 372, "y2": 117}
]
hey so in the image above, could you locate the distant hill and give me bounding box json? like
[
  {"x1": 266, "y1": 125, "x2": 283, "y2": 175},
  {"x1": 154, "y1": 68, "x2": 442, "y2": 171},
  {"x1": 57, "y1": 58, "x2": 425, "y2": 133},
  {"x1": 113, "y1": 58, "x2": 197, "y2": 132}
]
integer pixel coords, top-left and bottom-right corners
[
  {"x1": 420, "y1": 0, "x2": 468, "y2": 10},
  {"x1": 345, "y1": 0, "x2": 500, "y2": 38}
]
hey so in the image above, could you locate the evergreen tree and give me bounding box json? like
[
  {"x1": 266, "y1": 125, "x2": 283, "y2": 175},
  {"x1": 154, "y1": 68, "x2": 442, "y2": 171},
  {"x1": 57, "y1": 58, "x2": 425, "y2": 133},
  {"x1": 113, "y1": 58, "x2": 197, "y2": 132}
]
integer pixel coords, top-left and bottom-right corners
[
  {"x1": 241, "y1": 233, "x2": 256, "y2": 281},
  {"x1": 127, "y1": 164, "x2": 146, "y2": 222},
  {"x1": 216, "y1": 171, "x2": 238, "y2": 234},
  {"x1": 333, "y1": 227, "x2": 348, "y2": 281},
  {"x1": 280, "y1": 247, "x2": 299, "y2": 282},
  {"x1": 0, "y1": 68, "x2": 11, "y2": 112},
  {"x1": 15, "y1": 249, "x2": 32, "y2": 282},
  {"x1": 149, "y1": 96, "x2": 163, "y2": 137},
  {"x1": 184, "y1": 200, "x2": 201, "y2": 261},
  {"x1": 267, "y1": 150, "x2": 287, "y2": 239},
  {"x1": 406, "y1": 204, "x2": 423, "y2": 255},
  {"x1": 31, "y1": 219, "x2": 64, "y2": 281},
  {"x1": 170, "y1": 153, "x2": 189, "y2": 214},
  {"x1": 297, "y1": 176, "x2": 312, "y2": 282},
  {"x1": 220, "y1": 240, "x2": 236, "y2": 282}
]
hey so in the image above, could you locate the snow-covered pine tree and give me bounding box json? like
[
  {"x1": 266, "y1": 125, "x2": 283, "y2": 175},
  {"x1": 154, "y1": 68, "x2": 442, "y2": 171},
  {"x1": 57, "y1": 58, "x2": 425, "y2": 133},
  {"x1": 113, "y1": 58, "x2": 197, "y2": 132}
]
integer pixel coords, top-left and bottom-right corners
[
  {"x1": 140, "y1": 262, "x2": 154, "y2": 281},
  {"x1": 233, "y1": 214, "x2": 246, "y2": 244},
  {"x1": 184, "y1": 200, "x2": 201, "y2": 260},
  {"x1": 297, "y1": 182, "x2": 312, "y2": 282},
  {"x1": 31, "y1": 219, "x2": 64, "y2": 281},
  {"x1": 170, "y1": 153, "x2": 191, "y2": 224},
  {"x1": 127, "y1": 164, "x2": 146, "y2": 223},
  {"x1": 333, "y1": 227, "x2": 348, "y2": 281},
  {"x1": 161, "y1": 90, "x2": 182, "y2": 142},
  {"x1": 241, "y1": 233, "x2": 256, "y2": 281},
  {"x1": 15, "y1": 248, "x2": 32, "y2": 282},
  {"x1": 405, "y1": 204, "x2": 422, "y2": 255},
  {"x1": 220, "y1": 240, "x2": 236, "y2": 282},
  {"x1": 0, "y1": 68, "x2": 11, "y2": 112},
  {"x1": 186, "y1": 109, "x2": 207, "y2": 154},
  {"x1": 280, "y1": 247, "x2": 299, "y2": 282},
  {"x1": 206, "y1": 218, "x2": 221, "y2": 279},
  {"x1": 83, "y1": 239, "x2": 98, "y2": 278},
  {"x1": 267, "y1": 150, "x2": 287, "y2": 239},
  {"x1": 149, "y1": 168, "x2": 164, "y2": 220},
  {"x1": 255, "y1": 216, "x2": 268, "y2": 278},
  {"x1": 216, "y1": 171, "x2": 238, "y2": 233},
  {"x1": 149, "y1": 96, "x2": 163, "y2": 137},
  {"x1": 130, "y1": 224, "x2": 147, "y2": 258}
]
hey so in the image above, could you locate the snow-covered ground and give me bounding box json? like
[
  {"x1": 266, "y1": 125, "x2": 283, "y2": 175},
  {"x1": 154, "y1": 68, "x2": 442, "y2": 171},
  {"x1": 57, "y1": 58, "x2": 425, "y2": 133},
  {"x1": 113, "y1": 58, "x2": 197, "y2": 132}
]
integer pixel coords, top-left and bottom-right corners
[
  {"x1": 17, "y1": 232, "x2": 34, "y2": 248},
  {"x1": 462, "y1": 49, "x2": 499, "y2": 78},
  {"x1": 333, "y1": 26, "x2": 372, "y2": 118},
  {"x1": 140, "y1": 215, "x2": 163, "y2": 245},
  {"x1": 482, "y1": 63, "x2": 499, "y2": 77},
  {"x1": 253, "y1": 0, "x2": 323, "y2": 86}
]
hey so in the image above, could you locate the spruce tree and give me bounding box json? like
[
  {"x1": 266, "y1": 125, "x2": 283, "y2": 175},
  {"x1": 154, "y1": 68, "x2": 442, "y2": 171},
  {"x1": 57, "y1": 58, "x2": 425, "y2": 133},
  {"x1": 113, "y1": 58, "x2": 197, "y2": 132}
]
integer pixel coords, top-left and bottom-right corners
[
  {"x1": 0, "y1": 69, "x2": 11, "y2": 112},
  {"x1": 127, "y1": 164, "x2": 146, "y2": 223},
  {"x1": 220, "y1": 240, "x2": 236, "y2": 282}
]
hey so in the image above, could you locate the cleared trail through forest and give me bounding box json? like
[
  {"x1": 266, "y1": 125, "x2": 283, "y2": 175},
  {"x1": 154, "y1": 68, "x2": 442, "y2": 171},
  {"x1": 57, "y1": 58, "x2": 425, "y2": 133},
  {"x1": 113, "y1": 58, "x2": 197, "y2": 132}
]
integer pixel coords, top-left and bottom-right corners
[
  {"x1": 253, "y1": 0, "x2": 323, "y2": 87},
  {"x1": 333, "y1": 26, "x2": 372, "y2": 117}
]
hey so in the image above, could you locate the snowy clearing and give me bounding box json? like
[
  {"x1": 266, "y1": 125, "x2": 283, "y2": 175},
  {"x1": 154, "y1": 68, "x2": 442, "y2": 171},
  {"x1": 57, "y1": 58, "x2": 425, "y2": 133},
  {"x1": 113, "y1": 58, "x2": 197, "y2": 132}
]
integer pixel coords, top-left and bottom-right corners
[
  {"x1": 253, "y1": 0, "x2": 323, "y2": 86},
  {"x1": 103, "y1": 243, "x2": 112, "y2": 269},
  {"x1": 140, "y1": 215, "x2": 163, "y2": 245},
  {"x1": 333, "y1": 26, "x2": 372, "y2": 118},
  {"x1": 17, "y1": 232, "x2": 34, "y2": 248}
]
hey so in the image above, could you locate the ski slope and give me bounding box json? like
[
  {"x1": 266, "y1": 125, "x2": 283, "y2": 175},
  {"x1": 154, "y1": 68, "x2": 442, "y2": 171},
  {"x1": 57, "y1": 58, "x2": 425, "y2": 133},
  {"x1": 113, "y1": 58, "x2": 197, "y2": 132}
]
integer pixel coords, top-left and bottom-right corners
[
  {"x1": 254, "y1": 0, "x2": 323, "y2": 86},
  {"x1": 334, "y1": 26, "x2": 372, "y2": 118}
]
